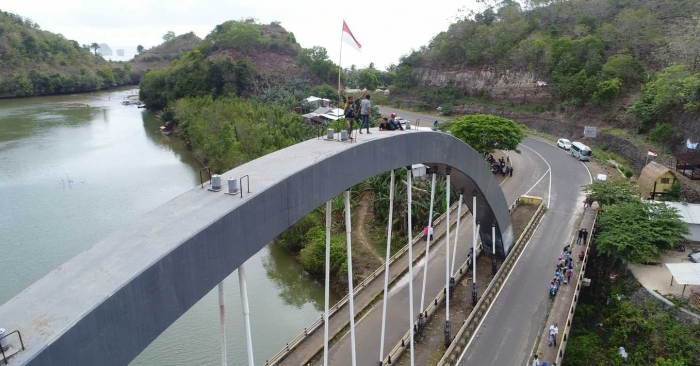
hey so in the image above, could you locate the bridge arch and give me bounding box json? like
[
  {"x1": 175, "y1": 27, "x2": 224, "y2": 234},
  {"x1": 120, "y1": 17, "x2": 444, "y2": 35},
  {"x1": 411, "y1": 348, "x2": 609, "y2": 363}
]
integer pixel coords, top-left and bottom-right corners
[{"x1": 0, "y1": 130, "x2": 512, "y2": 365}]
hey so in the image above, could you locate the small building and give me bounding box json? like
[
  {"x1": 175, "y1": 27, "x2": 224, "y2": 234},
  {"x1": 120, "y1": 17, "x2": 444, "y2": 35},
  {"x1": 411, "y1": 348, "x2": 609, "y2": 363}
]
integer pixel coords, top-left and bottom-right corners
[
  {"x1": 302, "y1": 96, "x2": 331, "y2": 110},
  {"x1": 675, "y1": 151, "x2": 700, "y2": 180},
  {"x1": 638, "y1": 161, "x2": 677, "y2": 200},
  {"x1": 661, "y1": 202, "x2": 700, "y2": 242}
]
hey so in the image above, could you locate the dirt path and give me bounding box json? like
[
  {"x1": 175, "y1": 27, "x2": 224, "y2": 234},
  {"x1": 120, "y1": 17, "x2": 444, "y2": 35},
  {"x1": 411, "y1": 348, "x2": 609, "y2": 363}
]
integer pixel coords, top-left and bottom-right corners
[{"x1": 354, "y1": 191, "x2": 383, "y2": 264}]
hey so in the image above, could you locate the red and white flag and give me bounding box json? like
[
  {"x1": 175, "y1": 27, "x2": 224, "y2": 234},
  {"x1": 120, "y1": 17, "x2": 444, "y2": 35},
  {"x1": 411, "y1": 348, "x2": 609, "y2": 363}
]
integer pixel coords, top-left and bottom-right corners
[
  {"x1": 342, "y1": 21, "x2": 362, "y2": 52},
  {"x1": 648, "y1": 149, "x2": 658, "y2": 157}
]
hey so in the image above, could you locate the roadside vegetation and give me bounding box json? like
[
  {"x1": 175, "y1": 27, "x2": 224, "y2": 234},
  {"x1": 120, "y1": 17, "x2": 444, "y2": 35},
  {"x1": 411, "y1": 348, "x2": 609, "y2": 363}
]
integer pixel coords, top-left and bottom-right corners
[
  {"x1": 564, "y1": 179, "x2": 696, "y2": 365},
  {"x1": 0, "y1": 11, "x2": 142, "y2": 96},
  {"x1": 585, "y1": 179, "x2": 688, "y2": 265}
]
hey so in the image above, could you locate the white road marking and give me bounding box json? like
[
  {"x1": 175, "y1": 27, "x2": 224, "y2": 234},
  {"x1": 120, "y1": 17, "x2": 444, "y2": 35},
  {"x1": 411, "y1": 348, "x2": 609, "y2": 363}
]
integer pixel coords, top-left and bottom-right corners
[
  {"x1": 456, "y1": 212, "x2": 547, "y2": 365},
  {"x1": 520, "y1": 143, "x2": 553, "y2": 207}
]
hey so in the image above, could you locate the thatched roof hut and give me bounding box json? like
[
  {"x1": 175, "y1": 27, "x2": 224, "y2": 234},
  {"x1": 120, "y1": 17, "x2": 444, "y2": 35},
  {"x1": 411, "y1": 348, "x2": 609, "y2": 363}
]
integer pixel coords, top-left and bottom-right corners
[{"x1": 638, "y1": 161, "x2": 676, "y2": 200}]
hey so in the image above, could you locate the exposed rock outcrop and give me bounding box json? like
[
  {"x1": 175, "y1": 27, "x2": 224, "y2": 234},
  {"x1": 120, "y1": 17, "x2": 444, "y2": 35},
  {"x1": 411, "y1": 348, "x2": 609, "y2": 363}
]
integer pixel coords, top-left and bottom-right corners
[{"x1": 413, "y1": 67, "x2": 551, "y2": 103}]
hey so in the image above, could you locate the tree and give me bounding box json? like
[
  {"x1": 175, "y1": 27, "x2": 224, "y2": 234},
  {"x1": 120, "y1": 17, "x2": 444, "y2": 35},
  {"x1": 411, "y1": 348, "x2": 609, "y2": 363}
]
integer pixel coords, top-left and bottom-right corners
[
  {"x1": 596, "y1": 201, "x2": 688, "y2": 264},
  {"x1": 136, "y1": 45, "x2": 144, "y2": 54},
  {"x1": 358, "y1": 70, "x2": 379, "y2": 91},
  {"x1": 449, "y1": 114, "x2": 525, "y2": 154},
  {"x1": 648, "y1": 123, "x2": 674, "y2": 151},
  {"x1": 585, "y1": 179, "x2": 638, "y2": 207},
  {"x1": 90, "y1": 42, "x2": 99, "y2": 55},
  {"x1": 163, "y1": 31, "x2": 176, "y2": 43}
]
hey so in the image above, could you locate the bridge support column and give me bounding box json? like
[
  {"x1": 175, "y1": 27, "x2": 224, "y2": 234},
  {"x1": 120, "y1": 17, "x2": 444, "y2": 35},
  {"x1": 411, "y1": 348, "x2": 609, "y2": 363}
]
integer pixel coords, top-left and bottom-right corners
[
  {"x1": 323, "y1": 199, "x2": 332, "y2": 366},
  {"x1": 407, "y1": 167, "x2": 415, "y2": 366},
  {"x1": 218, "y1": 282, "x2": 226, "y2": 366},
  {"x1": 419, "y1": 171, "x2": 437, "y2": 314},
  {"x1": 344, "y1": 190, "x2": 357, "y2": 366},
  {"x1": 451, "y1": 192, "x2": 463, "y2": 275},
  {"x1": 379, "y1": 171, "x2": 395, "y2": 363},
  {"x1": 238, "y1": 264, "x2": 255, "y2": 366},
  {"x1": 444, "y1": 168, "x2": 451, "y2": 347},
  {"x1": 492, "y1": 224, "x2": 497, "y2": 275},
  {"x1": 472, "y1": 195, "x2": 478, "y2": 306}
]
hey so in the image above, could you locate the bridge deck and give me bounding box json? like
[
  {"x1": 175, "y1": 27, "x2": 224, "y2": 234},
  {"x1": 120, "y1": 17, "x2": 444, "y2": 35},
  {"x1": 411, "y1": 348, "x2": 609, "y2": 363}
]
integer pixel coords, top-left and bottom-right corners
[{"x1": 0, "y1": 128, "x2": 511, "y2": 365}]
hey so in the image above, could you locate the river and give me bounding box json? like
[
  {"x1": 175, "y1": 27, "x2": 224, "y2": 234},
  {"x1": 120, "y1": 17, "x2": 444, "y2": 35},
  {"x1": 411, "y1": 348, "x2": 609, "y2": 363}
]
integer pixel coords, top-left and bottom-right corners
[{"x1": 0, "y1": 87, "x2": 337, "y2": 365}]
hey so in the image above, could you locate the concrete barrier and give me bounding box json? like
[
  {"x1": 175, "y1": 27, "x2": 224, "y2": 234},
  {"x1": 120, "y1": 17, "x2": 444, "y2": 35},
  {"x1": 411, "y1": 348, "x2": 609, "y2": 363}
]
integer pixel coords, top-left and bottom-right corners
[
  {"x1": 551, "y1": 212, "x2": 598, "y2": 365},
  {"x1": 437, "y1": 198, "x2": 545, "y2": 366},
  {"x1": 265, "y1": 201, "x2": 462, "y2": 365}
]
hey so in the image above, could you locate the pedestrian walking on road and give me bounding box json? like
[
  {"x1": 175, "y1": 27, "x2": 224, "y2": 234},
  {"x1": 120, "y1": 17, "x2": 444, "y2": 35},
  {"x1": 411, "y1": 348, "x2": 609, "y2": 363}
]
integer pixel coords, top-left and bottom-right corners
[
  {"x1": 359, "y1": 94, "x2": 372, "y2": 134},
  {"x1": 576, "y1": 228, "x2": 584, "y2": 245},
  {"x1": 549, "y1": 323, "x2": 559, "y2": 347},
  {"x1": 532, "y1": 355, "x2": 540, "y2": 366},
  {"x1": 567, "y1": 269, "x2": 573, "y2": 283},
  {"x1": 509, "y1": 165, "x2": 513, "y2": 176},
  {"x1": 582, "y1": 228, "x2": 589, "y2": 244}
]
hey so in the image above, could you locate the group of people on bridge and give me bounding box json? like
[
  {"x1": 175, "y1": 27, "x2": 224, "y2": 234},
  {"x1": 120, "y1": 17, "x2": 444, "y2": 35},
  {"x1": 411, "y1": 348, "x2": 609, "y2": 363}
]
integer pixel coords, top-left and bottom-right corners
[{"x1": 485, "y1": 153, "x2": 514, "y2": 176}]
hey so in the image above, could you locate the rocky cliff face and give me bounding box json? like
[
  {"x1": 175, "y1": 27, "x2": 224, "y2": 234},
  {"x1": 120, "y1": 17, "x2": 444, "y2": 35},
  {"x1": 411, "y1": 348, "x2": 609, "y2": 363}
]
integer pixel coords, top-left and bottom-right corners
[{"x1": 412, "y1": 67, "x2": 551, "y2": 103}]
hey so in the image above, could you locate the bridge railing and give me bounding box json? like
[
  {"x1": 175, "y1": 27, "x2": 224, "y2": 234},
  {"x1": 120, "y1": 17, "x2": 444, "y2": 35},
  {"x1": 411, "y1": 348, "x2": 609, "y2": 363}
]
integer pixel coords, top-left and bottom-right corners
[
  {"x1": 264, "y1": 200, "x2": 462, "y2": 365},
  {"x1": 437, "y1": 199, "x2": 546, "y2": 365},
  {"x1": 552, "y1": 211, "x2": 598, "y2": 365}
]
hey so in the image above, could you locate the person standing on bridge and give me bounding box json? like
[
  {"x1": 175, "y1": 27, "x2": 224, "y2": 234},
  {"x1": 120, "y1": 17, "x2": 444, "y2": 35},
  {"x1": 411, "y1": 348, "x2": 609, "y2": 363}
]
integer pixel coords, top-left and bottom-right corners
[
  {"x1": 549, "y1": 323, "x2": 559, "y2": 347},
  {"x1": 582, "y1": 228, "x2": 589, "y2": 244},
  {"x1": 576, "y1": 228, "x2": 584, "y2": 245},
  {"x1": 359, "y1": 94, "x2": 372, "y2": 134},
  {"x1": 343, "y1": 95, "x2": 359, "y2": 140}
]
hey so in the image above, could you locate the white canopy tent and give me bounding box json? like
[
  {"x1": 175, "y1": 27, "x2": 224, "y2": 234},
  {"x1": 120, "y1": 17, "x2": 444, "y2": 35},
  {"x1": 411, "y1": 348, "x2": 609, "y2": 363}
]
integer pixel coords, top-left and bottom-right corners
[{"x1": 666, "y1": 263, "x2": 700, "y2": 297}]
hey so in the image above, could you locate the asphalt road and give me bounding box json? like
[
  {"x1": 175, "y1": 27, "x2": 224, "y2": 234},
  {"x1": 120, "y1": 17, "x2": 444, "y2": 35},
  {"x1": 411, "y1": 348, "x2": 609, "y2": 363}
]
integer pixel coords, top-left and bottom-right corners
[
  {"x1": 327, "y1": 140, "x2": 550, "y2": 366},
  {"x1": 377, "y1": 106, "x2": 447, "y2": 126},
  {"x1": 456, "y1": 138, "x2": 592, "y2": 366}
]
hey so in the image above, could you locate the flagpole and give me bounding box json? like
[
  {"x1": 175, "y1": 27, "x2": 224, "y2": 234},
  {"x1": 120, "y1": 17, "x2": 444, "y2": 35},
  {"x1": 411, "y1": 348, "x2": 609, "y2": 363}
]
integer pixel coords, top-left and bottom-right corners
[{"x1": 338, "y1": 21, "x2": 344, "y2": 104}]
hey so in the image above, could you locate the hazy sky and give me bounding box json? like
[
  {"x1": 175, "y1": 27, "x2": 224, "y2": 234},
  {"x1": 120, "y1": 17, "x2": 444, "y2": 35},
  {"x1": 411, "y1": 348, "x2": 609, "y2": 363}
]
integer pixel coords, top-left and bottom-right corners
[{"x1": 1, "y1": 0, "x2": 480, "y2": 69}]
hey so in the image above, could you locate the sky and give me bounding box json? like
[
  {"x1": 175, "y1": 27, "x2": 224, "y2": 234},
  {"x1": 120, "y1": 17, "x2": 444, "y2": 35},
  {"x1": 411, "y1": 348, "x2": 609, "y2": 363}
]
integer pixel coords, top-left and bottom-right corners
[{"x1": 1, "y1": 0, "x2": 480, "y2": 69}]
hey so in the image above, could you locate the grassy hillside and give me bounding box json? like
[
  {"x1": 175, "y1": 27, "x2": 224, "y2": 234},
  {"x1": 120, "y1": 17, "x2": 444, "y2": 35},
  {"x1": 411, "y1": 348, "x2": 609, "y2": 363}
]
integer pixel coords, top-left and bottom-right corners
[
  {"x1": 139, "y1": 19, "x2": 336, "y2": 110},
  {"x1": 131, "y1": 32, "x2": 201, "y2": 69},
  {"x1": 0, "y1": 10, "x2": 141, "y2": 97},
  {"x1": 389, "y1": 0, "x2": 700, "y2": 136}
]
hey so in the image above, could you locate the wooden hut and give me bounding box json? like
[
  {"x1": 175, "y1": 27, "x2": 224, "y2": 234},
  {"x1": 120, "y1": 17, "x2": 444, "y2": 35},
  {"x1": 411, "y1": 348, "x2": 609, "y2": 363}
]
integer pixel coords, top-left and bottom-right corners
[{"x1": 638, "y1": 161, "x2": 677, "y2": 200}]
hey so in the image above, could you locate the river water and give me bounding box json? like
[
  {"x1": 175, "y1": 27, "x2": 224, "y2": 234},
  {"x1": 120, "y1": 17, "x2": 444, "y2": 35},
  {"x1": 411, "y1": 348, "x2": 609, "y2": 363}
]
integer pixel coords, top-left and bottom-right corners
[{"x1": 0, "y1": 87, "x2": 337, "y2": 365}]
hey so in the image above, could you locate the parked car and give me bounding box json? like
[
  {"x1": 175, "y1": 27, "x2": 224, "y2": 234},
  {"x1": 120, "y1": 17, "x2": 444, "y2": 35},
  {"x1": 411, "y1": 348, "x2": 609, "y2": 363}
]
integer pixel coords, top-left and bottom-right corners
[{"x1": 557, "y1": 138, "x2": 572, "y2": 150}]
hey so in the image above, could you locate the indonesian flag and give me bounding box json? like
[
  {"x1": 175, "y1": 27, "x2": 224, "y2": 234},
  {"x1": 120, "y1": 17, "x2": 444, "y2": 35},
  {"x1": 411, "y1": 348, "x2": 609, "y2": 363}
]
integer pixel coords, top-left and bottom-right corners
[
  {"x1": 342, "y1": 21, "x2": 362, "y2": 52},
  {"x1": 648, "y1": 149, "x2": 658, "y2": 157}
]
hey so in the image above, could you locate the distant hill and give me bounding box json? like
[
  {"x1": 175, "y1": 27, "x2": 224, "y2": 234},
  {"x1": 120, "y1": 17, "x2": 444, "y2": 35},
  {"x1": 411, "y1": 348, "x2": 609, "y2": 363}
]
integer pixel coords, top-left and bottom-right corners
[
  {"x1": 131, "y1": 32, "x2": 201, "y2": 70},
  {"x1": 0, "y1": 10, "x2": 140, "y2": 97},
  {"x1": 139, "y1": 20, "x2": 332, "y2": 110}
]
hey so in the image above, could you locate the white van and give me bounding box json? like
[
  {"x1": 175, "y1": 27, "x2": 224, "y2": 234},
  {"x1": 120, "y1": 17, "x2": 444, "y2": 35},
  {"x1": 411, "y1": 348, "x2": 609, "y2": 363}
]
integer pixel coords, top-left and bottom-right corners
[{"x1": 571, "y1": 142, "x2": 592, "y2": 161}]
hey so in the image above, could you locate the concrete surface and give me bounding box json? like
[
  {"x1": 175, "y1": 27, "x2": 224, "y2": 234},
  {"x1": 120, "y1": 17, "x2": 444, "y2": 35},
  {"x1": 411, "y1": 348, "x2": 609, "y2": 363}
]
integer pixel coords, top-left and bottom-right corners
[
  {"x1": 629, "y1": 248, "x2": 700, "y2": 299},
  {"x1": 0, "y1": 129, "x2": 512, "y2": 366},
  {"x1": 535, "y1": 205, "x2": 597, "y2": 364},
  {"x1": 325, "y1": 141, "x2": 550, "y2": 366},
  {"x1": 457, "y1": 138, "x2": 592, "y2": 366}
]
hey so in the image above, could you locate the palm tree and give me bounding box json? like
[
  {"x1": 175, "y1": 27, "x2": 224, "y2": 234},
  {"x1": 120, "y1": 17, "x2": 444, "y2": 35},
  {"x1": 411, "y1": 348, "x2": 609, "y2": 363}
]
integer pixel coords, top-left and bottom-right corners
[{"x1": 90, "y1": 43, "x2": 99, "y2": 55}]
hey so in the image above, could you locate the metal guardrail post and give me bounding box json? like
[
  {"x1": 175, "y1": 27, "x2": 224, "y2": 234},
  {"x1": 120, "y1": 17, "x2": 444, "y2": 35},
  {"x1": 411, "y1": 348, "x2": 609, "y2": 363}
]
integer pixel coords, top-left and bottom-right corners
[
  {"x1": 199, "y1": 167, "x2": 211, "y2": 189},
  {"x1": 0, "y1": 330, "x2": 25, "y2": 365},
  {"x1": 239, "y1": 175, "x2": 250, "y2": 198}
]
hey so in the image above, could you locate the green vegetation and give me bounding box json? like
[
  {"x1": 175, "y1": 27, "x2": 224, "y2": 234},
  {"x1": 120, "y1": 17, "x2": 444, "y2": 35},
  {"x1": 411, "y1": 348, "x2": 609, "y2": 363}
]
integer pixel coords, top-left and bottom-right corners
[
  {"x1": 132, "y1": 32, "x2": 201, "y2": 64},
  {"x1": 585, "y1": 178, "x2": 639, "y2": 207},
  {"x1": 377, "y1": 0, "x2": 700, "y2": 142},
  {"x1": 629, "y1": 65, "x2": 700, "y2": 132},
  {"x1": 586, "y1": 179, "x2": 688, "y2": 264},
  {"x1": 445, "y1": 114, "x2": 525, "y2": 154},
  {"x1": 566, "y1": 275, "x2": 700, "y2": 365},
  {"x1": 0, "y1": 11, "x2": 142, "y2": 96},
  {"x1": 596, "y1": 201, "x2": 688, "y2": 264},
  {"x1": 172, "y1": 96, "x2": 313, "y2": 172}
]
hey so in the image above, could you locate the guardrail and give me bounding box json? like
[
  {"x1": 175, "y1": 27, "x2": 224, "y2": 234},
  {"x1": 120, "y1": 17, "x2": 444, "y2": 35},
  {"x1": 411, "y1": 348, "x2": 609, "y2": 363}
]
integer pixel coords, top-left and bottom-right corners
[
  {"x1": 264, "y1": 200, "x2": 463, "y2": 365},
  {"x1": 552, "y1": 211, "x2": 598, "y2": 365},
  {"x1": 438, "y1": 201, "x2": 546, "y2": 366},
  {"x1": 381, "y1": 243, "x2": 483, "y2": 365}
]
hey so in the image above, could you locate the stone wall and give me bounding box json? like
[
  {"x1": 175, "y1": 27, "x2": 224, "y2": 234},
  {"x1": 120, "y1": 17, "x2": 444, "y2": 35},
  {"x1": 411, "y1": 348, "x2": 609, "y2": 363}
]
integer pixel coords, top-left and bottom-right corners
[{"x1": 412, "y1": 67, "x2": 551, "y2": 103}]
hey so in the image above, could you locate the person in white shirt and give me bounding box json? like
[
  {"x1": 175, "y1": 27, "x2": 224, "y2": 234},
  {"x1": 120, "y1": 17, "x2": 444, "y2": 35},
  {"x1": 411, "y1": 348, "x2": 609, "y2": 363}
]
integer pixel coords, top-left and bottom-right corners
[
  {"x1": 532, "y1": 354, "x2": 540, "y2": 366},
  {"x1": 549, "y1": 323, "x2": 559, "y2": 347}
]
